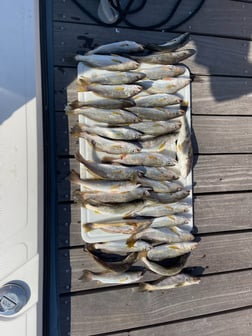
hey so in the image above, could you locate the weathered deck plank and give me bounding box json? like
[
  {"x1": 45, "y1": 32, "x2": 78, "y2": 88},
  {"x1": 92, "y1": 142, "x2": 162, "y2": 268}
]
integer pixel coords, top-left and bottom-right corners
[
  {"x1": 57, "y1": 191, "x2": 252, "y2": 248},
  {"x1": 58, "y1": 231, "x2": 252, "y2": 293},
  {"x1": 57, "y1": 154, "x2": 252, "y2": 203},
  {"x1": 56, "y1": 113, "x2": 252, "y2": 156},
  {"x1": 124, "y1": 308, "x2": 252, "y2": 336},
  {"x1": 53, "y1": 0, "x2": 252, "y2": 40},
  {"x1": 60, "y1": 270, "x2": 252, "y2": 335},
  {"x1": 54, "y1": 66, "x2": 252, "y2": 114},
  {"x1": 53, "y1": 22, "x2": 252, "y2": 76}
]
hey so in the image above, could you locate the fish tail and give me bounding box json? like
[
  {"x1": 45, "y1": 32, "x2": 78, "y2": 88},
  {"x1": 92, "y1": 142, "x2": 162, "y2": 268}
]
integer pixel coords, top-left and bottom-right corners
[
  {"x1": 137, "y1": 250, "x2": 147, "y2": 260},
  {"x1": 138, "y1": 283, "x2": 153, "y2": 292},
  {"x1": 68, "y1": 169, "x2": 81, "y2": 184},
  {"x1": 71, "y1": 124, "x2": 83, "y2": 137},
  {"x1": 126, "y1": 234, "x2": 137, "y2": 248},
  {"x1": 83, "y1": 223, "x2": 94, "y2": 232},
  {"x1": 69, "y1": 99, "x2": 81, "y2": 109},
  {"x1": 79, "y1": 270, "x2": 93, "y2": 281},
  {"x1": 77, "y1": 77, "x2": 90, "y2": 92},
  {"x1": 75, "y1": 151, "x2": 87, "y2": 165}
]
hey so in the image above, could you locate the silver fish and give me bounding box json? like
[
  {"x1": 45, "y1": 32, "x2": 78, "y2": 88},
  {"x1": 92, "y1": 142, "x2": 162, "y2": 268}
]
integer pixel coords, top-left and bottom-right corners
[
  {"x1": 150, "y1": 215, "x2": 189, "y2": 228},
  {"x1": 132, "y1": 49, "x2": 195, "y2": 65},
  {"x1": 66, "y1": 106, "x2": 140, "y2": 124},
  {"x1": 79, "y1": 132, "x2": 141, "y2": 154},
  {"x1": 132, "y1": 200, "x2": 191, "y2": 217},
  {"x1": 139, "y1": 253, "x2": 187, "y2": 276},
  {"x1": 78, "y1": 80, "x2": 143, "y2": 99},
  {"x1": 138, "y1": 78, "x2": 191, "y2": 94},
  {"x1": 82, "y1": 200, "x2": 145, "y2": 217},
  {"x1": 176, "y1": 115, "x2": 193, "y2": 178},
  {"x1": 86, "y1": 40, "x2": 144, "y2": 55},
  {"x1": 66, "y1": 97, "x2": 135, "y2": 110},
  {"x1": 145, "y1": 32, "x2": 191, "y2": 52},
  {"x1": 134, "y1": 93, "x2": 182, "y2": 107},
  {"x1": 69, "y1": 169, "x2": 140, "y2": 192},
  {"x1": 147, "y1": 242, "x2": 198, "y2": 261},
  {"x1": 139, "y1": 273, "x2": 200, "y2": 292},
  {"x1": 137, "y1": 64, "x2": 185, "y2": 80},
  {"x1": 77, "y1": 69, "x2": 146, "y2": 85},
  {"x1": 136, "y1": 177, "x2": 182, "y2": 193},
  {"x1": 148, "y1": 189, "x2": 190, "y2": 203},
  {"x1": 71, "y1": 123, "x2": 143, "y2": 140},
  {"x1": 74, "y1": 187, "x2": 149, "y2": 203},
  {"x1": 93, "y1": 240, "x2": 151, "y2": 253},
  {"x1": 128, "y1": 227, "x2": 194, "y2": 244},
  {"x1": 75, "y1": 152, "x2": 142, "y2": 180},
  {"x1": 104, "y1": 152, "x2": 177, "y2": 167},
  {"x1": 75, "y1": 54, "x2": 139, "y2": 71},
  {"x1": 129, "y1": 120, "x2": 181, "y2": 136},
  {"x1": 84, "y1": 219, "x2": 152, "y2": 234},
  {"x1": 79, "y1": 269, "x2": 144, "y2": 284},
  {"x1": 126, "y1": 106, "x2": 186, "y2": 121}
]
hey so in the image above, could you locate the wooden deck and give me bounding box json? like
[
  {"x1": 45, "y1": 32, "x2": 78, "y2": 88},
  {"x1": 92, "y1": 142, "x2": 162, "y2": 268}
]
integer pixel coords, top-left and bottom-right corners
[{"x1": 53, "y1": 1, "x2": 252, "y2": 335}]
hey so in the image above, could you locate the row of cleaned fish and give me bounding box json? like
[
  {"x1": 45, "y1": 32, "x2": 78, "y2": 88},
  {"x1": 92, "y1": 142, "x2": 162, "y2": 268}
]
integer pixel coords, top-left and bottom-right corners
[{"x1": 67, "y1": 33, "x2": 200, "y2": 291}]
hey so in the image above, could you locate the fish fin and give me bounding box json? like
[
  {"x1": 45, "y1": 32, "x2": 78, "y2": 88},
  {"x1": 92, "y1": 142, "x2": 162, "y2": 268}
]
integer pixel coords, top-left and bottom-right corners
[
  {"x1": 126, "y1": 234, "x2": 137, "y2": 248},
  {"x1": 68, "y1": 169, "x2": 81, "y2": 184},
  {"x1": 138, "y1": 283, "x2": 152, "y2": 292},
  {"x1": 137, "y1": 250, "x2": 147, "y2": 260},
  {"x1": 101, "y1": 156, "x2": 115, "y2": 163},
  {"x1": 79, "y1": 270, "x2": 93, "y2": 281}
]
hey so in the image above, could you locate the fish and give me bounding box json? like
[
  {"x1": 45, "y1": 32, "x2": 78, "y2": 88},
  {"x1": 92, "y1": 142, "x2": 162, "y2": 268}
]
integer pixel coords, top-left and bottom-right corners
[
  {"x1": 75, "y1": 54, "x2": 139, "y2": 71},
  {"x1": 138, "y1": 78, "x2": 191, "y2": 94},
  {"x1": 81, "y1": 199, "x2": 145, "y2": 217},
  {"x1": 150, "y1": 215, "x2": 189, "y2": 228},
  {"x1": 147, "y1": 242, "x2": 198, "y2": 261},
  {"x1": 77, "y1": 69, "x2": 146, "y2": 85},
  {"x1": 176, "y1": 115, "x2": 193, "y2": 178},
  {"x1": 136, "y1": 177, "x2": 183, "y2": 193},
  {"x1": 145, "y1": 32, "x2": 191, "y2": 52},
  {"x1": 66, "y1": 106, "x2": 140, "y2": 124},
  {"x1": 148, "y1": 189, "x2": 190, "y2": 203},
  {"x1": 137, "y1": 64, "x2": 185, "y2": 80},
  {"x1": 132, "y1": 200, "x2": 191, "y2": 217},
  {"x1": 75, "y1": 131, "x2": 141, "y2": 154},
  {"x1": 74, "y1": 187, "x2": 150, "y2": 204},
  {"x1": 139, "y1": 252, "x2": 187, "y2": 276},
  {"x1": 66, "y1": 97, "x2": 135, "y2": 110},
  {"x1": 86, "y1": 40, "x2": 144, "y2": 55},
  {"x1": 129, "y1": 120, "x2": 181, "y2": 136},
  {"x1": 139, "y1": 273, "x2": 200, "y2": 291},
  {"x1": 132, "y1": 49, "x2": 195, "y2": 65},
  {"x1": 75, "y1": 151, "x2": 143, "y2": 180},
  {"x1": 69, "y1": 169, "x2": 140, "y2": 192},
  {"x1": 71, "y1": 123, "x2": 143, "y2": 140},
  {"x1": 103, "y1": 152, "x2": 177, "y2": 167},
  {"x1": 93, "y1": 240, "x2": 151, "y2": 253},
  {"x1": 86, "y1": 249, "x2": 139, "y2": 273},
  {"x1": 134, "y1": 93, "x2": 182, "y2": 107},
  {"x1": 78, "y1": 80, "x2": 143, "y2": 99},
  {"x1": 126, "y1": 106, "x2": 186, "y2": 121},
  {"x1": 79, "y1": 269, "x2": 144, "y2": 284},
  {"x1": 83, "y1": 219, "x2": 152, "y2": 234},
  {"x1": 127, "y1": 227, "x2": 194, "y2": 244}
]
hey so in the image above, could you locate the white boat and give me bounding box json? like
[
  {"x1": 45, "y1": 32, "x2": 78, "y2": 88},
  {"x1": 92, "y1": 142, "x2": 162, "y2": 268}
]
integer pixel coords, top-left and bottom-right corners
[{"x1": 0, "y1": 0, "x2": 43, "y2": 334}]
